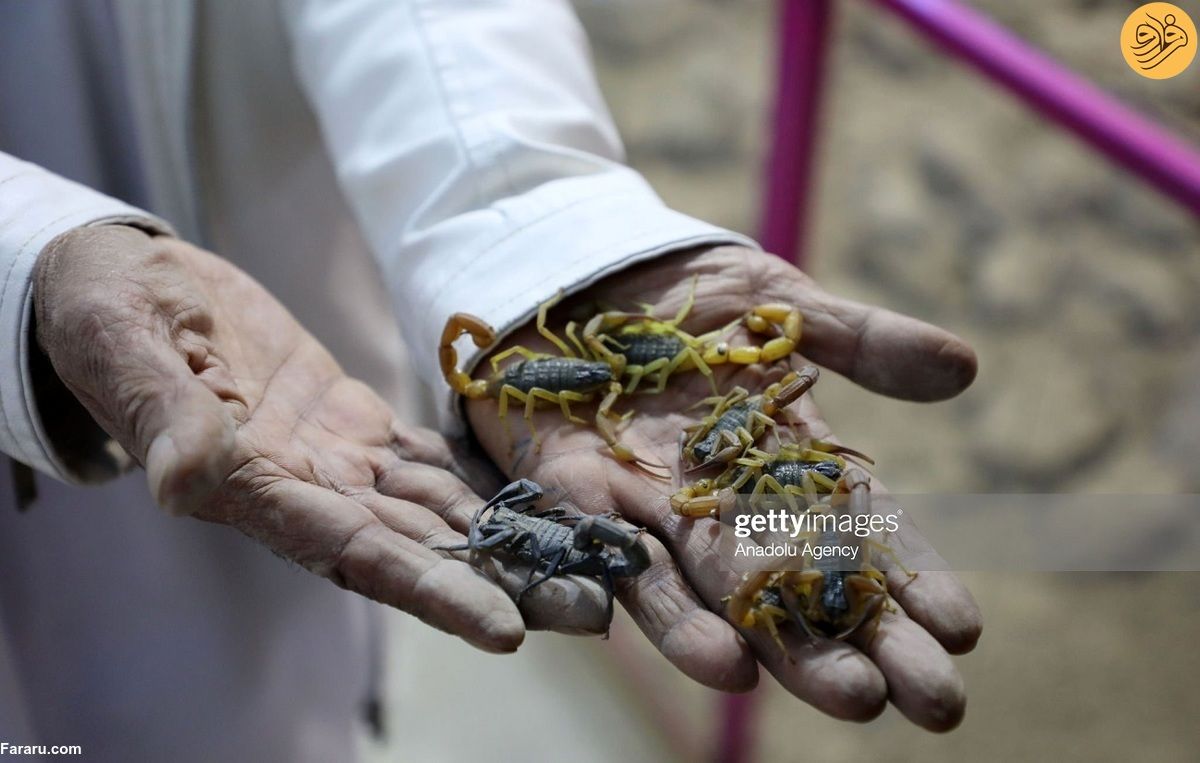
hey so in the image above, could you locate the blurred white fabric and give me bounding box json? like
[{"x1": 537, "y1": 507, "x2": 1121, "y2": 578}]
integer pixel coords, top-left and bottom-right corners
[{"x1": 0, "y1": 0, "x2": 746, "y2": 759}]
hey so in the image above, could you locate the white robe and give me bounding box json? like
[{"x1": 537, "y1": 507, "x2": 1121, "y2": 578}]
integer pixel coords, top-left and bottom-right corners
[{"x1": 0, "y1": 0, "x2": 751, "y2": 759}]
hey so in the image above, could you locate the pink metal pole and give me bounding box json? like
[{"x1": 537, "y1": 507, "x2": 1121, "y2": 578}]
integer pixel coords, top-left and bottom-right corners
[
  {"x1": 871, "y1": 0, "x2": 1200, "y2": 216},
  {"x1": 757, "y1": 0, "x2": 836, "y2": 268},
  {"x1": 719, "y1": 2, "x2": 835, "y2": 761}
]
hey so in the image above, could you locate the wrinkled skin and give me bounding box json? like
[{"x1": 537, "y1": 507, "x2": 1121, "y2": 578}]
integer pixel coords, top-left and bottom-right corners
[
  {"x1": 467, "y1": 245, "x2": 983, "y2": 731},
  {"x1": 32, "y1": 225, "x2": 613, "y2": 654}
]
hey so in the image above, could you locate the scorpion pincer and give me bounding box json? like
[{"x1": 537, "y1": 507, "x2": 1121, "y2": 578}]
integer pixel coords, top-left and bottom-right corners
[
  {"x1": 439, "y1": 293, "x2": 668, "y2": 477},
  {"x1": 724, "y1": 468, "x2": 913, "y2": 652},
  {"x1": 578, "y1": 277, "x2": 805, "y2": 396},
  {"x1": 438, "y1": 479, "x2": 649, "y2": 621}
]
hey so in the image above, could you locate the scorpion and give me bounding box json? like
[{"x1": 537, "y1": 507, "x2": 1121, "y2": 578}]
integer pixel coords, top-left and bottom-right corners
[
  {"x1": 671, "y1": 442, "x2": 850, "y2": 518},
  {"x1": 680, "y1": 365, "x2": 872, "y2": 471},
  {"x1": 580, "y1": 276, "x2": 804, "y2": 395},
  {"x1": 438, "y1": 479, "x2": 649, "y2": 620},
  {"x1": 440, "y1": 294, "x2": 668, "y2": 476},
  {"x1": 725, "y1": 468, "x2": 913, "y2": 653},
  {"x1": 680, "y1": 365, "x2": 815, "y2": 469}
]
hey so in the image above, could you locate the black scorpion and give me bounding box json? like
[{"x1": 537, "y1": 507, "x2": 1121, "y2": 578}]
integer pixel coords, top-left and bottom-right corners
[{"x1": 439, "y1": 479, "x2": 649, "y2": 619}]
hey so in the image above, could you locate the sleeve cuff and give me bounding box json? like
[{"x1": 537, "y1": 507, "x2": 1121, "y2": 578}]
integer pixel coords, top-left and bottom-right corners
[
  {"x1": 422, "y1": 180, "x2": 758, "y2": 432},
  {"x1": 0, "y1": 153, "x2": 175, "y2": 481}
]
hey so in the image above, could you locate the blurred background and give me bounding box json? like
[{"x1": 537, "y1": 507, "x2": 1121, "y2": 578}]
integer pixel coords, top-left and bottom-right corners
[{"x1": 372, "y1": 1, "x2": 1200, "y2": 760}]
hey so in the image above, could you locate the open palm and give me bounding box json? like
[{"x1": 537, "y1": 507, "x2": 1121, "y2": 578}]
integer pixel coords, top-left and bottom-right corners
[{"x1": 34, "y1": 226, "x2": 610, "y2": 653}]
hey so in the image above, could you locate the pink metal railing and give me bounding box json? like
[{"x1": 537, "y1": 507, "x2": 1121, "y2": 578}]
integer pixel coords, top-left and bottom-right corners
[{"x1": 719, "y1": 2, "x2": 1200, "y2": 762}]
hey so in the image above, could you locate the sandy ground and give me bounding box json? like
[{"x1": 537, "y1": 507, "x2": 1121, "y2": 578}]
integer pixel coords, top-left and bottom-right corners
[{"x1": 371, "y1": 2, "x2": 1200, "y2": 760}]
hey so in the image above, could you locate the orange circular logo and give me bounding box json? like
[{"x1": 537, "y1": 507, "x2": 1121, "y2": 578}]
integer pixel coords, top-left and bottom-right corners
[{"x1": 1122, "y1": 3, "x2": 1196, "y2": 79}]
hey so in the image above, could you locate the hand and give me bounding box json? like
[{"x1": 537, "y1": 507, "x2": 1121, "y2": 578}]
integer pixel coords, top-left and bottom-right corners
[
  {"x1": 465, "y1": 245, "x2": 983, "y2": 730},
  {"x1": 33, "y1": 225, "x2": 610, "y2": 652}
]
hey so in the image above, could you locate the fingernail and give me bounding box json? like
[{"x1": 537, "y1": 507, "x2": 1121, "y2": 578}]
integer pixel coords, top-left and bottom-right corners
[
  {"x1": 146, "y1": 433, "x2": 190, "y2": 516},
  {"x1": 146, "y1": 432, "x2": 218, "y2": 517},
  {"x1": 477, "y1": 608, "x2": 525, "y2": 653}
]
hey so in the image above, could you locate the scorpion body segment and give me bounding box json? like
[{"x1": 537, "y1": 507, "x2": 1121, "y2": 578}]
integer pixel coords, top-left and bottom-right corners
[
  {"x1": 619, "y1": 333, "x2": 687, "y2": 368},
  {"x1": 438, "y1": 479, "x2": 649, "y2": 621},
  {"x1": 741, "y1": 457, "x2": 844, "y2": 495},
  {"x1": 492, "y1": 357, "x2": 614, "y2": 396},
  {"x1": 688, "y1": 398, "x2": 763, "y2": 466}
]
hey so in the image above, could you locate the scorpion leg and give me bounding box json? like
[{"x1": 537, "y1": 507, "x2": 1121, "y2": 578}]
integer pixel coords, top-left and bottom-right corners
[
  {"x1": 695, "y1": 430, "x2": 749, "y2": 468},
  {"x1": 435, "y1": 500, "x2": 493, "y2": 552},
  {"x1": 489, "y1": 345, "x2": 543, "y2": 374},
  {"x1": 518, "y1": 545, "x2": 569, "y2": 601},
  {"x1": 664, "y1": 274, "x2": 700, "y2": 326},
  {"x1": 865, "y1": 540, "x2": 917, "y2": 579},
  {"x1": 810, "y1": 438, "x2": 876, "y2": 466},
  {"x1": 595, "y1": 383, "x2": 671, "y2": 478},
  {"x1": 581, "y1": 312, "x2": 632, "y2": 369},
  {"x1": 488, "y1": 478, "x2": 545, "y2": 510},
  {"x1": 753, "y1": 474, "x2": 804, "y2": 516},
  {"x1": 650, "y1": 345, "x2": 715, "y2": 395},
  {"x1": 496, "y1": 385, "x2": 528, "y2": 448},
  {"x1": 564, "y1": 321, "x2": 588, "y2": 358},
  {"x1": 521, "y1": 388, "x2": 549, "y2": 450},
  {"x1": 527, "y1": 387, "x2": 588, "y2": 426},
  {"x1": 535, "y1": 291, "x2": 577, "y2": 358},
  {"x1": 779, "y1": 570, "x2": 827, "y2": 641},
  {"x1": 625, "y1": 355, "x2": 674, "y2": 394},
  {"x1": 829, "y1": 574, "x2": 889, "y2": 641}
]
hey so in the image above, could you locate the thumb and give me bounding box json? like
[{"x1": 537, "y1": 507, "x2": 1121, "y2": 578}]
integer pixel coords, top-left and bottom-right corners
[
  {"x1": 35, "y1": 226, "x2": 238, "y2": 516},
  {"x1": 140, "y1": 369, "x2": 238, "y2": 516},
  {"x1": 787, "y1": 280, "x2": 978, "y2": 402}
]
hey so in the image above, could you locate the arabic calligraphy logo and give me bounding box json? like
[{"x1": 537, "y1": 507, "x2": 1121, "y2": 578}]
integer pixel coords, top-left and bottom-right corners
[{"x1": 1122, "y1": 3, "x2": 1196, "y2": 79}]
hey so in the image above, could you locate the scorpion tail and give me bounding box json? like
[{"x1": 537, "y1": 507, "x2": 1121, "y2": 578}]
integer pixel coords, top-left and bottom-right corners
[
  {"x1": 439, "y1": 313, "x2": 496, "y2": 398},
  {"x1": 762, "y1": 364, "x2": 820, "y2": 417},
  {"x1": 811, "y1": 439, "x2": 875, "y2": 466}
]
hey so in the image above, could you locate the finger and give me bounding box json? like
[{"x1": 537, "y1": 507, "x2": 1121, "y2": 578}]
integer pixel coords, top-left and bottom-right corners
[
  {"x1": 783, "y1": 405, "x2": 984, "y2": 654},
  {"x1": 525, "y1": 458, "x2": 758, "y2": 692},
  {"x1": 388, "y1": 424, "x2": 507, "y2": 497},
  {"x1": 886, "y1": 569, "x2": 983, "y2": 656},
  {"x1": 744, "y1": 618, "x2": 888, "y2": 722},
  {"x1": 234, "y1": 478, "x2": 526, "y2": 653},
  {"x1": 850, "y1": 608, "x2": 966, "y2": 732},
  {"x1": 761, "y1": 270, "x2": 977, "y2": 402},
  {"x1": 371, "y1": 461, "x2": 612, "y2": 634},
  {"x1": 664, "y1": 514, "x2": 888, "y2": 719},
  {"x1": 598, "y1": 462, "x2": 898, "y2": 719},
  {"x1": 615, "y1": 529, "x2": 759, "y2": 692},
  {"x1": 141, "y1": 374, "x2": 238, "y2": 516}
]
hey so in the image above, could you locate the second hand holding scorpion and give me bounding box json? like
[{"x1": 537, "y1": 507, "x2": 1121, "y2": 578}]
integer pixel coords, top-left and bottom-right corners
[{"x1": 454, "y1": 246, "x2": 982, "y2": 731}]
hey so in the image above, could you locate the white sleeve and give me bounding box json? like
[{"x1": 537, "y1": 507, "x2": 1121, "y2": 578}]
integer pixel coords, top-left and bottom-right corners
[
  {"x1": 0, "y1": 151, "x2": 174, "y2": 480},
  {"x1": 280, "y1": 0, "x2": 758, "y2": 426}
]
